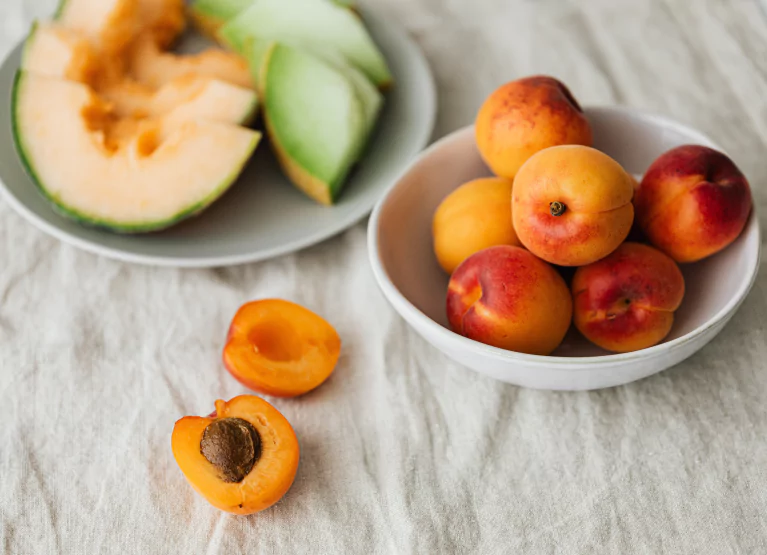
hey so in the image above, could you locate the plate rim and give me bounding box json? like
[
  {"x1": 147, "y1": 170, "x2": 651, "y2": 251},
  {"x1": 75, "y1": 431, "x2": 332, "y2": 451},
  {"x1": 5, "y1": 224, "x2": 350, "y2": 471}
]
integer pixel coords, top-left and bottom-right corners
[{"x1": 0, "y1": 10, "x2": 437, "y2": 268}]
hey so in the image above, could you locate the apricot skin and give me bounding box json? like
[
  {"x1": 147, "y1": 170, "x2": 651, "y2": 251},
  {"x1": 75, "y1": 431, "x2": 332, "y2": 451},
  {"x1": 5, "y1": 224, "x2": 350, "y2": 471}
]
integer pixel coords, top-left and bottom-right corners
[
  {"x1": 433, "y1": 177, "x2": 520, "y2": 274},
  {"x1": 512, "y1": 145, "x2": 635, "y2": 267},
  {"x1": 172, "y1": 396, "x2": 300, "y2": 516},
  {"x1": 572, "y1": 243, "x2": 685, "y2": 353},
  {"x1": 447, "y1": 245, "x2": 572, "y2": 355},
  {"x1": 634, "y1": 145, "x2": 752, "y2": 263},
  {"x1": 223, "y1": 300, "x2": 341, "y2": 398},
  {"x1": 475, "y1": 76, "x2": 593, "y2": 180}
]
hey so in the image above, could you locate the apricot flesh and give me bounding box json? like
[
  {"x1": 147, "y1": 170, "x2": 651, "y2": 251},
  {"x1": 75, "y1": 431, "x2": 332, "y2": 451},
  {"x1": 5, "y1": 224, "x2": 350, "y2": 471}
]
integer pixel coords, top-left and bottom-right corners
[
  {"x1": 224, "y1": 299, "x2": 341, "y2": 397},
  {"x1": 512, "y1": 145, "x2": 635, "y2": 266},
  {"x1": 634, "y1": 145, "x2": 752, "y2": 263},
  {"x1": 475, "y1": 75, "x2": 593, "y2": 179},
  {"x1": 572, "y1": 242, "x2": 685, "y2": 353},
  {"x1": 432, "y1": 177, "x2": 520, "y2": 274},
  {"x1": 172, "y1": 395, "x2": 300, "y2": 515},
  {"x1": 447, "y1": 245, "x2": 572, "y2": 355}
]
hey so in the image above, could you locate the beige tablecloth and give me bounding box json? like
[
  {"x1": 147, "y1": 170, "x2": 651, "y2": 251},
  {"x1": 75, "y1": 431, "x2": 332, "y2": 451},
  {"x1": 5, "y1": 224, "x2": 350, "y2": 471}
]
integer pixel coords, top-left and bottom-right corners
[{"x1": 2, "y1": 0, "x2": 767, "y2": 553}]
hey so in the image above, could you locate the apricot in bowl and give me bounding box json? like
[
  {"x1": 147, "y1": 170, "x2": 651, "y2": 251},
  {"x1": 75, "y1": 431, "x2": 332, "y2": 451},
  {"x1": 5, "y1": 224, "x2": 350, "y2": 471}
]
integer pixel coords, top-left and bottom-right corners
[{"x1": 368, "y1": 107, "x2": 760, "y2": 390}]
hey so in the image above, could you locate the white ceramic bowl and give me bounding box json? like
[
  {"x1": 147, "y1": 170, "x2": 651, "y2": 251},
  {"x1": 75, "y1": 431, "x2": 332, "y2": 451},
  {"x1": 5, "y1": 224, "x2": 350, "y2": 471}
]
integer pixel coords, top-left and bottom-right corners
[{"x1": 368, "y1": 106, "x2": 761, "y2": 390}]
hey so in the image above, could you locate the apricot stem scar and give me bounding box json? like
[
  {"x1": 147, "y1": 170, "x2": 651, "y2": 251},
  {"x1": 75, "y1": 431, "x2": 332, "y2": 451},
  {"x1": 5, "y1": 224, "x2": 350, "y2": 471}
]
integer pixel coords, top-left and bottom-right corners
[
  {"x1": 549, "y1": 201, "x2": 566, "y2": 216},
  {"x1": 200, "y1": 417, "x2": 261, "y2": 483}
]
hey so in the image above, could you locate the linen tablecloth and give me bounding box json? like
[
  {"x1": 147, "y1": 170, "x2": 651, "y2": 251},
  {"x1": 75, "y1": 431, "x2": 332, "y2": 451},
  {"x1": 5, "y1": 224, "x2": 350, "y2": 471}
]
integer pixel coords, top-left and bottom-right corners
[{"x1": 2, "y1": 0, "x2": 767, "y2": 553}]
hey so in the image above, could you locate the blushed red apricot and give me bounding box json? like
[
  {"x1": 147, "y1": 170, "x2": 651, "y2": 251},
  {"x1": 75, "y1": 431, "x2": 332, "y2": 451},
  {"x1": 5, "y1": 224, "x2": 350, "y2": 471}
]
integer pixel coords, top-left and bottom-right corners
[
  {"x1": 572, "y1": 242, "x2": 685, "y2": 353},
  {"x1": 224, "y1": 300, "x2": 341, "y2": 398},
  {"x1": 475, "y1": 76, "x2": 593, "y2": 179},
  {"x1": 634, "y1": 145, "x2": 752, "y2": 263},
  {"x1": 447, "y1": 245, "x2": 572, "y2": 355}
]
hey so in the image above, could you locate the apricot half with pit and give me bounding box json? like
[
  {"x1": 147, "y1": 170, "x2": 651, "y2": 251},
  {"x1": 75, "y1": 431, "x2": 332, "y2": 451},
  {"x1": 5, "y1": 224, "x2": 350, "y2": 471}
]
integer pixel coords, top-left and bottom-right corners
[
  {"x1": 172, "y1": 395, "x2": 300, "y2": 515},
  {"x1": 512, "y1": 145, "x2": 635, "y2": 266},
  {"x1": 223, "y1": 299, "x2": 341, "y2": 398}
]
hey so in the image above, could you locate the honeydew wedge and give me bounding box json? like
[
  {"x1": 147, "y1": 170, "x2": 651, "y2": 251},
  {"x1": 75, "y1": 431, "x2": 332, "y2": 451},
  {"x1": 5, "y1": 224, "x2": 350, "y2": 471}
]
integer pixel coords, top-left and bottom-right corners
[
  {"x1": 259, "y1": 43, "x2": 366, "y2": 205},
  {"x1": 12, "y1": 72, "x2": 261, "y2": 232},
  {"x1": 219, "y1": 0, "x2": 391, "y2": 87}
]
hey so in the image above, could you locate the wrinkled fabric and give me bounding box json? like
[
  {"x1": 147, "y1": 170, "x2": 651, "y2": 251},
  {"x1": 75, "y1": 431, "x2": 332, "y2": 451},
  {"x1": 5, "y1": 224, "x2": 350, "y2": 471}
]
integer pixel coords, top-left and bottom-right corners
[{"x1": 2, "y1": 0, "x2": 767, "y2": 553}]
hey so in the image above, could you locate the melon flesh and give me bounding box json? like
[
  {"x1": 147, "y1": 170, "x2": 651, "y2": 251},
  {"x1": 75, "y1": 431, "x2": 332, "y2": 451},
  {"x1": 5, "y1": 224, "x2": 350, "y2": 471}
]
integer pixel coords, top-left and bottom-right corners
[
  {"x1": 128, "y1": 38, "x2": 254, "y2": 90},
  {"x1": 22, "y1": 22, "x2": 101, "y2": 84},
  {"x1": 22, "y1": 23, "x2": 257, "y2": 127},
  {"x1": 260, "y1": 43, "x2": 365, "y2": 205},
  {"x1": 55, "y1": 0, "x2": 138, "y2": 56},
  {"x1": 219, "y1": 0, "x2": 391, "y2": 87},
  {"x1": 13, "y1": 72, "x2": 261, "y2": 232}
]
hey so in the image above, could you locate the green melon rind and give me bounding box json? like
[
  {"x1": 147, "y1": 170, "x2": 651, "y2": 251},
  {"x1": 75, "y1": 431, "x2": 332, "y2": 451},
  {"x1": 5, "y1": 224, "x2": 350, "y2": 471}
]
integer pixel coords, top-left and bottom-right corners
[
  {"x1": 260, "y1": 44, "x2": 365, "y2": 203},
  {"x1": 20, "y1": 21, "x2": 40, "y2": 68},
  {"x1": 11, "y1": 71, "x2": 261, "y2": 233},
  {"x1": 189, "y1": 0, "x2": 253, "y2": 21},
  {"x1": 218, "y1": 0, "x2": 391, "y2": 87},
  {"x1": 53, "y1": 0, "x2": 69, "y2": 19}
]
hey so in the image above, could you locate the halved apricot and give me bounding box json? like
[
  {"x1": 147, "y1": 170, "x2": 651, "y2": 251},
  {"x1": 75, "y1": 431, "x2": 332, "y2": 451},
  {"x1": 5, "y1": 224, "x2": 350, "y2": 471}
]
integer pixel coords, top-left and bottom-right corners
[
  {"x1": 171, "y1": 395, "x2": 300, "y2": 515},
  {"x1": 223, "y1": 299, "x2": 341, "y2": 397}
]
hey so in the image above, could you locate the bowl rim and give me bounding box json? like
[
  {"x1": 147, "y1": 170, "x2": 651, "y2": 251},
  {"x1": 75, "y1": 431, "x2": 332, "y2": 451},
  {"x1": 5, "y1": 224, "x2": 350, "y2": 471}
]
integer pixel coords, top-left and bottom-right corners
[{"x1": 368, "y1": 105, "x2": 762, "y2": 367}]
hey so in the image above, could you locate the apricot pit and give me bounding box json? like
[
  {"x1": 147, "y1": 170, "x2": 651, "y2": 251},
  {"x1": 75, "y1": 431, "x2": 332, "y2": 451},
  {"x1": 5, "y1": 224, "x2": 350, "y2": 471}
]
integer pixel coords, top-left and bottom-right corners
[{"x1": 200, "y1": 417, "x2": 261, "y2": 483}]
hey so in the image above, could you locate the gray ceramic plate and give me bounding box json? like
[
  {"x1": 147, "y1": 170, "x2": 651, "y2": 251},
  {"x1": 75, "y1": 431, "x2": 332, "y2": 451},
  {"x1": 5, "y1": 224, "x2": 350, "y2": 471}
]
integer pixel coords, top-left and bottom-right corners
[{"x1": 0, "y1": 11, "x2": 436, "y2": 267}]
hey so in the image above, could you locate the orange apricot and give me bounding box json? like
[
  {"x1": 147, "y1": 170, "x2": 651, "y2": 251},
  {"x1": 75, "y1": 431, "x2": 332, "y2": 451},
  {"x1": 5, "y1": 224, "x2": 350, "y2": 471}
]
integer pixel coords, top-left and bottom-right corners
[
  {"x1": 512, "y1": 145, "x2": 635, "y2": 266},
  {"x1": 223, "y1": 299, "x2": 341, "y2": 398},
  {"x1": 432, "y1": 177, "x2": 520, "y2": 274},
  {"x1": 172, "y1": 395, "x2": 300, "y2": 515},
  {"x1": 475, "y1": 75, "x2": 593, "y2": 179}
]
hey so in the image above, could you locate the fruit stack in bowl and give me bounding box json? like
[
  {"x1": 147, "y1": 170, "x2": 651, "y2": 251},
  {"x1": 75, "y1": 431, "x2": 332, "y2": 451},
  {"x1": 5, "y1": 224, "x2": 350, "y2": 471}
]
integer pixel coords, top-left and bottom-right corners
[{"x1": 435, "y1": 76, "x2": 753, "y2": 356}]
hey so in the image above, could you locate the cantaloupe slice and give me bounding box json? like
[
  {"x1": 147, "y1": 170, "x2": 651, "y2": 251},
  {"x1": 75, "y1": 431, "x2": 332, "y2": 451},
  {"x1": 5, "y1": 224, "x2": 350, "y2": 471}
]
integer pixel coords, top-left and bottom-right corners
[
  {"x1": 128, "y1": 37, "x2": 254, "y2": 90},
  {"x1": 13, "y1": 72, "x2": 261, "y2": 232},
  {"x1": 21, "y1": 23, "x2": 258, "y2": 127},
  {"x1": 258, "y1": 43, "x2": 365, "y2": 205},
  {"x1": 55, "y1": 0, "x2": 138, "y2": 56},
  {"x1": 219, "y1": 0, "x2": 391, "y2": 87},
  {"x1": 21, "y1": 22, "x2": 102, "y2": 84}
]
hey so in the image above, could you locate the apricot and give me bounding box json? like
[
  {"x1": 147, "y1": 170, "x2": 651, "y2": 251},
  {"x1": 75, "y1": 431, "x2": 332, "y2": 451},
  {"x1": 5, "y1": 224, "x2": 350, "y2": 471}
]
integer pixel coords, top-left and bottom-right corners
[
  {"x1": 634, "y1": 145, "x2": 752, "y2": 263},
  {"x1": 475, "y1": 76, "x2": 593, "y2": 179},
  {"x1": 572, "y1": 243, "x2": 685, "y2": 353},
  {"x1": 432, "y1": 177, "x2": 520, "y2": 274},
  {"x1": 172, "y1": 395, "x2": 300, "y2": 515},
  {"x1": 512, "y1": 145, "x2": 635, "y2": 266},
  {"x1": 447, "y1": 245, "x2": 572, "y2": 355},
  {"x1": 224, "y1": 300, "x2": 341, "y2": 398}
]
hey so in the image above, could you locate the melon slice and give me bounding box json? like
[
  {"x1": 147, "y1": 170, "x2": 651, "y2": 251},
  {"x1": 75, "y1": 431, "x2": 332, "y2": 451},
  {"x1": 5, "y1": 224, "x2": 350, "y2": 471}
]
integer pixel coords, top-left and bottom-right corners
[
  {"x1": 21, "y1": 22, "x2": 101, "y2": 84},
  {"x1": 219, "y1": 0, "x2": 391, "y2": 87},
  {"x1": 244, "y1": 39, "x2": 381, "y2": 159},
  {"x1": 259, "y1": 43, "x2": 365, "y2": 205},
  {"x1": 189, "y1": 0, "x2": 358, "y2": 36},
  {"x1": 21, "y1": 23, "x2": 258, "y2": 127},
  {"x1": 135, "y1": 0, "x2": 186, "y2": 48},
  {"x1": 101, "y1": 76, "x2": 258, "y2": 125},
  {"x1": 128, "y1": 37, "x2": 254, "y2": 90},
  {"x1": 55, "y1": 0, "x2": 138, "y2": 56},
  {"x1": 13, "y1": 72, "x2": 261, "y2": 232}
]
